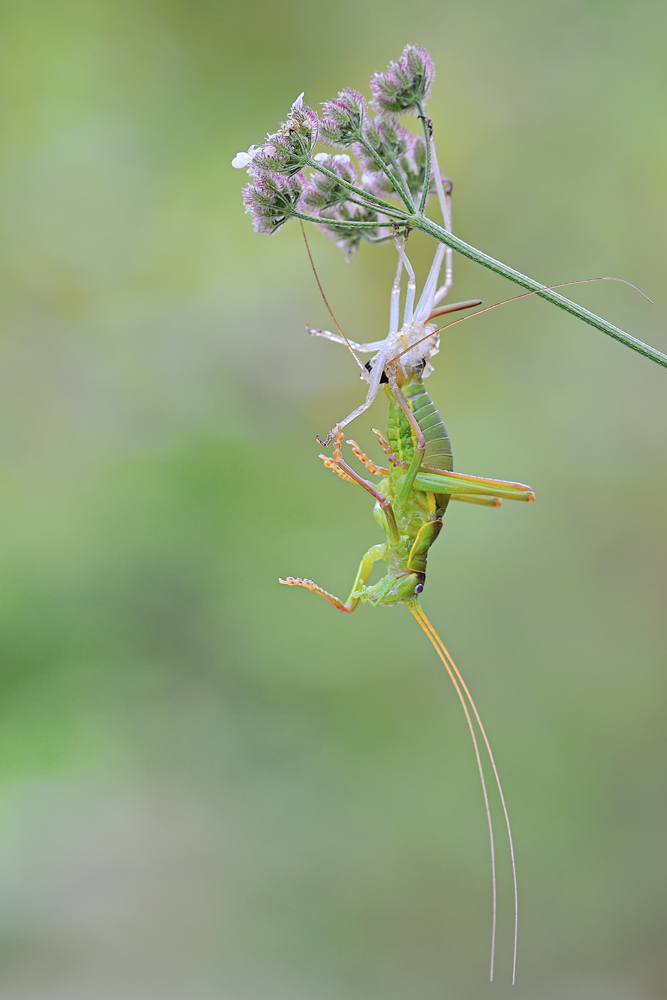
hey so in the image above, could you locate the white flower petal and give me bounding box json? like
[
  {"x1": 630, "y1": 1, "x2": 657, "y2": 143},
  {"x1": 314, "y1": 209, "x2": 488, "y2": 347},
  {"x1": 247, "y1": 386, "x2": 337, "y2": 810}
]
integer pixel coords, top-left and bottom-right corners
[
  {"x1": 313, "y1": 152, "x2": 329, "y2": 163},
  {"x1": 292, "y1": 92, "x2": 305, "y2": 110},
  {"x1": 232, "y1": 151, "x2": 253, "y2": 169}
]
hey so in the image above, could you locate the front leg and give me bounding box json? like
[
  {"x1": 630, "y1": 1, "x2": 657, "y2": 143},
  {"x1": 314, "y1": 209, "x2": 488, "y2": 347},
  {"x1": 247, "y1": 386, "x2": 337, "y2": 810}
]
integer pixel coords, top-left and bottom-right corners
[
  {"x1": 280, "y1": 545, "x2": 385, "y2": 614},
  {"x1": 327, "y1": 427, "x2": 401, "y2": 543}
]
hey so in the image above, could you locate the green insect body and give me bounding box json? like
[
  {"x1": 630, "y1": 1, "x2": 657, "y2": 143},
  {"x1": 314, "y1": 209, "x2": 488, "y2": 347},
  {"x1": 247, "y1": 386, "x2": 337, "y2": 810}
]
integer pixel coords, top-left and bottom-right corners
[
  {"x1": 280, "y1": 362, "x2": 534, "y2": 983},
  {"x1": 387, "y1": 374, "x2": 454, "y2": 509},
  {"x1": 361, "y1": 377, "x2": 448, "y2": 606},
  {"x1": 281, "y1": 365, "x2": 535, "y2": 612}
]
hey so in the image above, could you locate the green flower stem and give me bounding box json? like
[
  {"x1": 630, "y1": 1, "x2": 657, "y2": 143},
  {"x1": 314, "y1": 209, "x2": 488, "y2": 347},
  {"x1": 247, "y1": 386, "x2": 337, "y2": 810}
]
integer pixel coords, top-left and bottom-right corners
[
  {"x1": 345, "y1": 195, "x2": 397, "y2": 215},
  {"x1": 295, "y1": 211, "x2": 396, "y2": 230},
  {"x1": 306, "y1": 159, "x2": 403, "y2": 215},
  {"x1": 417, "y1": 108, "x2": 432, "y2": 215},
  {"x1": 360, "y1": 232, "x2": 394, "y2": 245},
  {"x1": 412, "y1": 214, "x2": 667, "y2": 369},
  {"x1": 387, "y1": 152, "x2": 416, "y2": 212},
  {"x1": 357, "y1": 139, "x2": 415, "y2": 212}
]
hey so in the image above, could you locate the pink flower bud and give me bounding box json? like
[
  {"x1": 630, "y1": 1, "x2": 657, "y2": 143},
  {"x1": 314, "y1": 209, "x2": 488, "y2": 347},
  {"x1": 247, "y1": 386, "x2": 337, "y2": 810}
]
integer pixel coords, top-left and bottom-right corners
[
  {"x1": 242, "y1": 172, "x2": 303, "y2": 234},
  {"x1": 370, "y1": 44, "x2": 435, "y2": 115},
  {"x1": 320, "y1": 89, "x2": 367, "y2": 147}
]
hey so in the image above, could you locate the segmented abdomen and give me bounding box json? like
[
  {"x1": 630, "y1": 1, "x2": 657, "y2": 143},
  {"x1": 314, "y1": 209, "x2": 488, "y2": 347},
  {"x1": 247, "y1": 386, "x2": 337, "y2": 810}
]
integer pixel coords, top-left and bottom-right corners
[
  {"x1": 405, "y1": 380, "x2": 453, "y2": 472},
  {"x1": 387, "y1": 379, "x2": 453, "y2": 472}
]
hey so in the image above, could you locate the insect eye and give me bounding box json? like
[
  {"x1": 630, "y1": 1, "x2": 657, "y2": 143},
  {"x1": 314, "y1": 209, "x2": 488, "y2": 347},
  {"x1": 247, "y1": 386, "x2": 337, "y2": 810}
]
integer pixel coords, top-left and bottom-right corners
[{"x1": 414, "y1": 583, "x2": 424, "y2": 594}]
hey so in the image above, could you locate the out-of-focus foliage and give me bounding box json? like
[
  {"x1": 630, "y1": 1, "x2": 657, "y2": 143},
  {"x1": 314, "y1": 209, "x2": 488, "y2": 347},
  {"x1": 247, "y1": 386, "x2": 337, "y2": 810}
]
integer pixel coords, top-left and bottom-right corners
[{"x1": 0, "y1": 1, "x2": 666, "y2": 997}]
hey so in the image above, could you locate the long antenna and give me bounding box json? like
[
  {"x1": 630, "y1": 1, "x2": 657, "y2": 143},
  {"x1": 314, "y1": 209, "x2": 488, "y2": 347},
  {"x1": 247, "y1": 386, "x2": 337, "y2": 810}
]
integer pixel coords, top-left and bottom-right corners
[
  {"x1": 412, "y1": 602, "x2": 520, "y2": 985},
  {"x1": 300, "y1": 222, "x2": 365, "y2": 372},
  {"x1": 407, "y1": 601, "x2": 499, "y2": 982},
  {"x1": 394, "y1": 276, "x2": 653, "y2": 368},
  {"x1": 431, "y1": 275, "x2": 652, "y2": 336}
]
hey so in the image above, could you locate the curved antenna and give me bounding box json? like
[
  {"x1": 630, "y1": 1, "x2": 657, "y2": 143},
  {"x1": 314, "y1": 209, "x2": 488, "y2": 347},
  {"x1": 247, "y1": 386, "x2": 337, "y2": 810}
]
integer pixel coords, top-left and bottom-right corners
[
  {"x1": 413, "y1": 602, "x2": 519, "y2": 985},
  {"x1": 431, "y1": 275, "x2": 652, "y2": 334},
  {"x1": 393, "y1": 276, "x2": 654, "y2": 368},
  {"x1": 300, "y1": 222, "x2": 365, "y2": 373},
  {"x1": 407, "y1": 601, "x2": 499, "y2": 982}
]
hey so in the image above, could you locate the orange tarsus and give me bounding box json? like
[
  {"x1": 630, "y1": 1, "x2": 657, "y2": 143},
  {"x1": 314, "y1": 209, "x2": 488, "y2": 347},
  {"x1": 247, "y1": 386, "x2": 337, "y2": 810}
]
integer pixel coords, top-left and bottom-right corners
[
  {"x1": 319, "y1": 426, "x2": 359, "y2": 483},
  {"x1": 319, "y1": 454, "x2": 355, "y2": 482},
  {"x1": 372, "y1": 428, "x2": 400, "y2": 464},
  {"x1": 347, "y1": 439, "x2": 389, "y2": 477},
  {"x1": 332, "y1": 425, "x2": 345, "y2": 463}
]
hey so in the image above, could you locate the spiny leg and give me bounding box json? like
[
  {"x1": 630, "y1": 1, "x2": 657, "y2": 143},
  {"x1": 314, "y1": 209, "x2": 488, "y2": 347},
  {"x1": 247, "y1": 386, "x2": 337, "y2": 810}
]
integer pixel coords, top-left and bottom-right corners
[
  {"x1": 280, "y1": 545, "x2": 384, "y2": 614},
  {"x1": 320, "y1": 429, "x2": 388, "y2": 481},
  {"x1": 376, "y1": 425, "x2": 530, "y2": 503},
  {"x1": 415, "y1": 468, "x2": 535, "y2": 502},
  {"x1": 451, "y1": 494, "x2": 502, "y2": 508},
  {"x1": 329, "y1": 427, "x2": 401, "y2": 543}
]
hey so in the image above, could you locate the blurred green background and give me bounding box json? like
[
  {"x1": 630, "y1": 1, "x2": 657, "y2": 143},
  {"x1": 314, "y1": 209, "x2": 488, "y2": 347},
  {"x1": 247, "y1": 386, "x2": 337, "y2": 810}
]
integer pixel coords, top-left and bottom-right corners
[{"x1": 0, "y1": 0, "x2": 666, "y2": 997}]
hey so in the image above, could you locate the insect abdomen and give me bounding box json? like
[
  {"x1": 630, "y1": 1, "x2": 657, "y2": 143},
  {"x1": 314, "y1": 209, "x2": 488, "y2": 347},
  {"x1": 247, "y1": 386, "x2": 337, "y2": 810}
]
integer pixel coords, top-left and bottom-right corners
[{"x1": 404, "y1": 380, "x2": 453, "y2": 472}]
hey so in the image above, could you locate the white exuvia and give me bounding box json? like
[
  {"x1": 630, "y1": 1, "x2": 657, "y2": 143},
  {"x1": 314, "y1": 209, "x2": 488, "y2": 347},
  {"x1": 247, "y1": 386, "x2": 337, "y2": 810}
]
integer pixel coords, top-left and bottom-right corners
[{"x1": 310, "y1": 132, "x2": 455, "y2": 442}]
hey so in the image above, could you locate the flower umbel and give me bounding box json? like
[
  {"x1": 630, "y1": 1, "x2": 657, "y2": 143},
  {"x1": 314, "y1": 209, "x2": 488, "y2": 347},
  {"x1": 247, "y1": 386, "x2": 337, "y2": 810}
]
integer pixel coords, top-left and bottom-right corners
[
  {"x1": 320, "y1": 89, "x2": 367, "y2": 147},
  {"x1": 300, "y1": 153, "x2": 358, "y2": 210},
  {"x1": 300, "y1": 153, "x2": 384, "y2": 259},
  {"x1": 242, "y1": 172, "x2": 303, "y2": 234},
  {"x1": 370, "y1": 44, "x2": 435, "y2": 115},
  {"x1": 232, "y1": 93, "x2": 318, "y2": 177},
  {"x1": 356, "y1": 116, "x2": 410, "y2": 172},
  {"x1": 232, "y1": 45, "x2": 441, "y2": 252}
]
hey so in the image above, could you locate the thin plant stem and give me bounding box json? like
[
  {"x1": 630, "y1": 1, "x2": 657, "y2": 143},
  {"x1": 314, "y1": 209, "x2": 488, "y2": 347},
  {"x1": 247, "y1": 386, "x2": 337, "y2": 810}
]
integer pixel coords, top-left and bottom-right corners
[
  {"x1": 306, "y1": 159, "x2": 405, "y2": 215},
  {"x1": 294, "y1": 211, "x2": 398, "y2": 230},
  {"x1": 299, "y1": 153, "x2": 667, "y2": 368},
  {"x1": 411, "y1": 214, "x2": 667, "y2": 368},
  {"x1": 357, "y1": 139, "x2": 415, "y2": 212}
]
